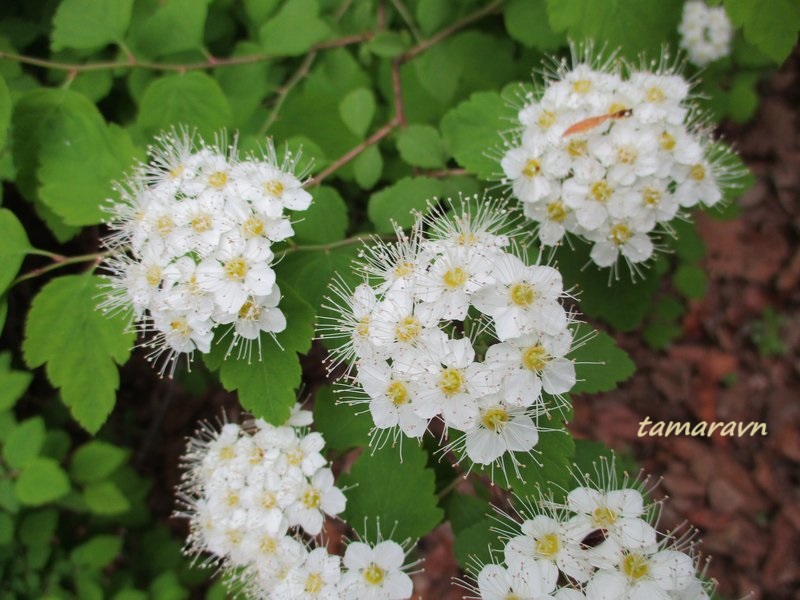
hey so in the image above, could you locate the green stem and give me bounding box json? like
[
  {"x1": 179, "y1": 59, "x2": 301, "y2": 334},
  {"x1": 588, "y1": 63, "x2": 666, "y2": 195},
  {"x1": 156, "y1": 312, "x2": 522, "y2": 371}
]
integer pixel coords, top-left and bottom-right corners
[
  {"x1": 437, "y1": 475, "x2": 466, "y2": 500},
  {"x1": 11, "y1": 250, "x2": 112, "y2": 287}
]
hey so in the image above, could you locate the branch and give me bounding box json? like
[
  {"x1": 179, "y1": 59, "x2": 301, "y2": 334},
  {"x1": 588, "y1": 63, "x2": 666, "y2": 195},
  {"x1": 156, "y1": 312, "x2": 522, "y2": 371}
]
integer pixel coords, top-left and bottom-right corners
[
  {"x1": 11, "y1": 250, "x2": 112, "y2": 287},
  {"x1": 260, "y1": 52, "x2": 318, "y2": 135}
]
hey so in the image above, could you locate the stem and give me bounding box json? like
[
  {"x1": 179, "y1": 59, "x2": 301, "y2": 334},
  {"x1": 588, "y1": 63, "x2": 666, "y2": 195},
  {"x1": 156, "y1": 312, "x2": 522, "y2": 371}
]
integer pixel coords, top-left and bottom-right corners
[
  {"x1": 389, "y1": 0, "x2": 423, "y2": 42},
  {"x1": 277, "y1": 232, "x2": 397, "y2": 258},
  {"x1": 260, "y1": 52, "x2": 319, "y2": 136},
  {"x1": 437, "y1": 474, "x2": 466, "y2": 500},
  {"x1": 11, "y1": 250, "x2": 112, "y2": 287}
]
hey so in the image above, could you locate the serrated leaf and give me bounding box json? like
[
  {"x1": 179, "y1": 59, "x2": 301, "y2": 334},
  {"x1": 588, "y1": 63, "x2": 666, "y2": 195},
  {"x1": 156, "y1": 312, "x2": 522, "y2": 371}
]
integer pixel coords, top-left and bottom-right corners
[
  {"x1": 214, "y1": 41, "x2": 277, "y2": 130},
  {"x1": 453, "y1": 517, "x2": 495, "y2": 569},
  {"x1": 70, "y1": 441, "x2": 129, "y2": 484},
  {"x1": 444, "y1": 492, "x2": 490, "y2": 535},
  {"x1": 293, "y1": 186, "x2": 348, "y2": 244},
  {"x1": 0, "y1": 367, "x2": 32, "y2": 411},
  {"x1": 71, "y1": 535, "x2": 122, "y2": 569},
  {"x1": 0, "y1": 75, "x2": 10, "y2": 148},
  {"x1": 367, "y1": 31, "x2": 409, "y2": 57},
  {"x1": 674, "y1": 264, "x2": 708, "y2": 299},
  {"x1": 15, "y1": 458, "x2": 70, "y2": 506},
  {"x1": 126, "y1": 0, "x2": 212, "y2": 58},
  {"x1": 353, "y1": 145, "x2": 383, "y2": 190},
  {"x1": 259, "y1": 0, "x2": 330, "y2": 56},
  {"x1": 23, "y1": 274, "x2": 135, "y2": 433},
  {"x1": 340, "y1": 443, "x2": 443, "y2": 541},
  {"x1": 504, "y1": 0, "x2": 565, "y2": 50},
  {"x1": 396, "y1": 124, "x2": 446, "y2": 168},
  {"x1": 138, "y1": 72, "x2": 232, "y2": 140},
  {"x1": 338, "y1": 87, "x2": 376, "y2": 138},
  {"x1": 83, "y1": 480, "x2": 130, "y2": 515},
  {"x1": 19, "y1": 509, "x2": 57, "y2": 547},
  {"x1": 3, "y1": 417, "x2": 45, "y2": 470},
  {"x1": 725, "y1": 0, "x2": 800, "y2": 64},
  {"x1": 569, "y1": 323, "x2": 635, "y2": 394},
  {"x1": 440, "y1": 91, "x2": 508, "y2": 180},
  {"x1": 51, "y1": 0, "x2": 134, "y2": 51},
  {"x1": 312, "y1": 386, "x2": 371, "y2": 451},
  {"x1": 277, "y1": 246, "x2": 360, "y2": 311},
  {"x1": 497, "y1": 424, "x2": 575, "y2": 499},
  {"x1": 0, "y1": 208, "x2": 32, "y2": 294},
  {"x1": 368, "y1": 176, "x2": 444, "y2": 233},
  {"x1": 547, "y1": 0, "x2": 679, "y2": 58}
]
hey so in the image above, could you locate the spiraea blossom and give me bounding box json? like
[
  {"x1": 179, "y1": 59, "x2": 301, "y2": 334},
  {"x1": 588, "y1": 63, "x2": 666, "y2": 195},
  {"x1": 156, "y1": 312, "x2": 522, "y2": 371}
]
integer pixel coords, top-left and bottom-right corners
[
  {"x1": 501, "y1": 50, "x2": 740, "y2": 275},
  {"x1": 320, "y1": 199, "x2": 578, "y2": 474},
  {"x1": 460, "y1": 458, "x2": 717, "y2": 600},
  {"x1": 678, "y1": 1, "x2": 734, "y2": 66},
  {"x1": 101, "y1": 130, "x2": 311, "y2": 374}
]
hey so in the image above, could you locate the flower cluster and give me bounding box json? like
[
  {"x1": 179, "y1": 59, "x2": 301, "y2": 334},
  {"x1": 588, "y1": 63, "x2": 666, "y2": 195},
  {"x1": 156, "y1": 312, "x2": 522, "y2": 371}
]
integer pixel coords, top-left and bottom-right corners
[
  {"x1": 101, "y1": 130, "x2": 312, "y2": 374},
  {"x1": 178, "y1": 406, "x2": 417, "y2": 599},
  {"x1": 501, "y1": 56, "x2": 735, "y2": 274},
  {"x1": 679, "y1": 1, "x2": 734, "y2": 66},
  {"x1": 321, "y1": 200, "x2": 577, "y2": 470},
  {"x1": 463, "y1": 463, "x2": 715, "y2": 600}
]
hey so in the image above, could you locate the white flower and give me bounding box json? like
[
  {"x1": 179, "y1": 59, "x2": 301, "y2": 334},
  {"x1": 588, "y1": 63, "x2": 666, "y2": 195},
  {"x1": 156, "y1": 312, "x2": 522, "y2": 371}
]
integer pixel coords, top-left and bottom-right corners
[
  {"x1": 272, "y1": 547, "x2": 342, "y2": 600},
  {"x1": 585, "y1": 549, "x2": 696, "y2": 600},
  {"x1": 586, "y1": 219, "x2": 654, "y2": 268},
  {"x1": 502, "y1": 142, "x2": 570, "y2": 204},
  {"x1": 231, "y1": 158, "x2": 312, "y2": 217},
  {"x1": 356, "y1": 361, "x2": 428, "y2": 438},
  {"x1": 285, "y1": 468, "x2": 347, "y2": 535},
  {"x1": 463, "y1": 395, "x2": 539, "y2": 465},
  {"x1": 673, "y1": 160, "x2": 723, "y2": 207},
  {"x1": 477, "y1": 561, "x2": 558, "y2": 600},
  {"x1": 678, "y1": 1, "x2": 733, "y2": 67},
  {"x1": 339, "y1": 540, "x2": 414, "y2": 600}
]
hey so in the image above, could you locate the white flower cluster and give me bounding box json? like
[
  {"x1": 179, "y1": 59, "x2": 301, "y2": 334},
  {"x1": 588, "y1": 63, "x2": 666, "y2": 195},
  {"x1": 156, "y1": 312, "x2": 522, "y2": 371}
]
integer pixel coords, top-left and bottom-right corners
[
  {"x1": 102, "y1": 131, "x2": 312, "y2": 374},
  {"x1": 178, "y1": 406, "x2": 415, "y2": 599},
  {"x1": 465, "y1": 467, "x2": 715, "y2": 600},
  {"x1": 321, "y1": 201, "x2": 577, "y2": 469},
  {"x1": 502, "y1": 59, "x2": 732, "y2": 273},
  {"x1": 679, "y1": 1, "x2": 734, "y2": 66}
]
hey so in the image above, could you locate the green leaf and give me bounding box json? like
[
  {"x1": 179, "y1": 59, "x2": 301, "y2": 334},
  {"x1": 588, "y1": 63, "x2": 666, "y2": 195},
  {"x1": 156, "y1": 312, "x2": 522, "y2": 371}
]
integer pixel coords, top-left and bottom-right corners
[
  {"x1": 126, "y1": 0, "x2": 212, "y2": 58},
  {"x1": 367, "y1": 31, "x2": 409, "y2": 57},
  {"x1": 214, "y1": 41, "x2": 277, "y2": 130},
  {"x1": 0, "y1": 512, "x2": 13, "y2": 545},
  {"x1": 312, "y1": 386, "x2": 371, "y2": 451},
  {"x1": 368, "y1": 176, "x2": 444, "y2": 233},
  {"x1": 138, "y1": 72, "x2": 232, "y2": 140},
  {"x1": 340, "y1": 443, "x2": 444, "y2": 541},
  {"x1": 444, "y1": 492, "x2": 490, "y2": 536},
  {"x1": 23, "y1": 274, "x2": 135, "y2": 433},
  {"x1": 0, "y1": 366, "x2": 31, "y2": 411},
  {"x1": 207, "y1": 284, "x2": 314, "y2": 425},
  {"x1": 353, "y1": 145, "x2": 383, "y2": 190},
  {"x1": 643, "y1": 296, "x2": 685, "y2": 350},
  {"x1": 259, "y1": 0, "x2": 330, "y2": 56},
  {"x1": 293, "y1": 186, "x2": 348, "y2": 245},
  {"x1": 71, "y1": 535, "x2": 123, "y2": 569},
  {"x1": 244, "y1": 0, "x2": 280, "y2": 26},
  {"x1": 497, "y1": 424, "x2": 575, "y2": 499},
  {"x1": 414, "y1": 43, "x2": 461, "y2": 104},
  {"x1": 504, "y1": 0, "x2": 565, "y2": 50},
  {"x1": 569, "y1": 323, "x2": 635, "y2": 394},
  {"x1": 396, "y1": 124, "x2": 447, "y2": 168},
  {"x1": 453, "y1": 517, "x2": 495, "y2": 569},
  {"x1": 338, "y1": 87, "x2": 376, "y2": 138},
  {"x1": 0, "y1": 209, "x2": 31, "y2": 294},
  {"x1": 83, "y1": 480, "x2": 131, "y2": 515},
  {"x1": 440, "y1": 91, "x2": 508, "y2": 180},
  {"x1": 70, "y1": 441, "x2": 129, "y2": 484},
  {"x1": 725, "y1": 0, "x2": 800, "y2": 63},
  {"x1": 0, "y1": 75, "x2": 10, "y2": 148},
  {"x1": 15, "y1": 458, "x2": 70, "y2": 506},
  {"x1": 51, "y1": 0, "x2": 134, "y2": 50},
  {"x1": 3, "y1": 417, "x2": 45, "y2": 470},
  {"x1": 416, "y1": 0, "x2": 454, "y2": 35},
  {"x1": 669, "y1": 219, "x2": 706, "y2": 262},
  {"x1": 277, "y1": 246, "x2": 360, "y2": 311},
  {"x1": 674, "y1": 264, "x2": 708, "y2": 299},
  {"x1": 547, "y1": 0, "x2": 679, "y2": 58},
  {"x1": 19, "y1": 509, "x2": 57, "y2": 547}
]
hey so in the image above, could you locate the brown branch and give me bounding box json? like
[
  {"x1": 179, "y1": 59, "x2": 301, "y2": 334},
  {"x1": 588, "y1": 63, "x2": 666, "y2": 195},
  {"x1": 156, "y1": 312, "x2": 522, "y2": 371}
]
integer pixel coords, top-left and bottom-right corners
[{"x1": 419, "y1": 167, "x2": 468, "y2": 178}]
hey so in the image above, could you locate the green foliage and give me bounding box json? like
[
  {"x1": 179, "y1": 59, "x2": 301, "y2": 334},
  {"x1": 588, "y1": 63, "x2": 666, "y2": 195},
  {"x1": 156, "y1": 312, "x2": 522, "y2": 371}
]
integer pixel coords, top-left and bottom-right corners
[
  {"x1": 293, "y1": 186, "x2": 349, "y2": 244},
  {"x1": 339, "y1": 87, "x2": 376, "y2": 138},
  {"x1": 259, "y1": 0, "x2": 330, "y2": 56},
  {"x1": 368, "y1": 176, "x2": 444, "y2": 233},
  {"x1": 70, "y1": 441, "x2": 129, "y2": 484},
  {"x1": 725, "y1": 0, "x2": 800, "y2": 63},
  {"x1": 0, "y1": 75, "x2": 10, "y2": 148},
  {"x1": 23, "y1": 274, "x2": 135, "y2": 433},
  {"x1": 569, "y1": 324, "x2": 636, "y2": 394},
  {"x1": 0, "y1": 209, "x2": 32, "y2": 294},
  {"x1": 504, "y1": 0, "x2": 565, "y2": 51},
  {"x1": 126, "y1": 0, "x2": 212, "y2": 58},
  {"x1": 3, "y1": 417, "x2": 45, "y2": 470},
  {"x1": 15, "y1": 458, "x2": 70, "y2": 506},
  {"x1": 396, "y1": 124, "x2": 448, "y2": 168},
  {"x1": 312, "y1": 386, "x2": 371, "y2": 451},
  {"x1": 340, "y1": 443, "x2": 444, "y2": 541},
  {"x1": 51, "y1": 0, "x2": 134, "y2": 51}
]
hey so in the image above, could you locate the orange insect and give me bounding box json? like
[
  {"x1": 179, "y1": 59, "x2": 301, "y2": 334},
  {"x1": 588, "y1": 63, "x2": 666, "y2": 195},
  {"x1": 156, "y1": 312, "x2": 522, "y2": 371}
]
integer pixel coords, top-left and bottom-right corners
[{"x1": 562, "y1": 108, "x2": 633, "y2": 138}]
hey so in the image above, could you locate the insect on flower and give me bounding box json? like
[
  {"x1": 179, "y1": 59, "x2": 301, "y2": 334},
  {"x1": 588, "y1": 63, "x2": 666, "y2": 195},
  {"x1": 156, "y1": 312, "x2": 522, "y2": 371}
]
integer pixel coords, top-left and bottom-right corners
[{"x1": 561, "y1": 108, "x2": 633, "y2": 137}]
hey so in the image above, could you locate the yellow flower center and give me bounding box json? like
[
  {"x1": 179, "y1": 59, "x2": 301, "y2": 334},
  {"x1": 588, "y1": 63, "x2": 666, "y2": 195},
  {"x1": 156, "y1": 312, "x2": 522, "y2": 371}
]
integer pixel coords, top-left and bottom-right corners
[
  {"x1": 387, "y1": 381, "x2": 409, "y2": 406},
  {"x1": 592, "y1": 506, "x2": 618, "y2": 527},
  {"x1": 481, "y1": 407, "x2": 509, "y2": 432},
  {"x1": 242, "y1": 216, "x2": 265, "y2": 237},
  {"x1": 169, "y1": 165, "x2": 185, "y2": 179},
  {"x1": 546, "y1": 200, "x2": 567, "y2": 223},
  {"x1": 355, "y1": 316, "x2": 370, "y2": 338},
  {"x1": 443, "y1": 266, "x2": 468, "y2": 289},
  {"x1": 259, "y1": 535, "x2": 278, "y2": 554},
  {"x1": 302, "y1": 488, "x2": 321, "y2": 509},
  {"x1": 617, "y1": 147, "x2": 637, "y2": 164},
  {"x1": 219, "y1": 446, "x2": 235, "y2": 460},
  {"x1": 572, "y1": 79, "x2": 591, "y2": 94},
  {"x1": 224, "y1": 258, "x2": 248, "y2": 281},
  {"x1": 609, "y1": 102, "x2": 628, "y2": 114},
  {"x1": 438, "y1": 368, "x2": 465, "y2": 396},
  {"x1": 393, "y1": 261, "x2": 415, "y2": 278},
  {"x1": 238, "y1": 299, "x2": 261, "y2": 321},
  {"x1": 646, "y1": 86, "x2": 666, "y2": 103},
  {"x1": 208, "y1": 171, "x2": 228, "y2": 188},
  {"x1": 191, "y1": 214, "x2": 212, "y2": 233},
  {"x1": 690, "y1": 163, "x2": 706, "y2": 181},
  {"x1": 642, "y1": 186, "x2": 661, "y2": 206},
  {"x1": 621, "y1": 552, "x2": 650, "y2": 580},
  {"x1": 522, "y1": 158, "x2": 541, "y2": 178},
  {"x1": 264, "y1": 180, "x2": 284, "y2": 196},
  {"x1": 262, "y1": 491, "x2": 277, "y2": 509},
  {"x1": 226, "y1": 529, "x2": 242, "y2": 545},
  {"x1": 170, "y1": 319, "x2": 190, "y2": 336},
  {"x1": 156, "y1": 215, "x2": 174, "y2": 236},
  {"x1": 538, "y1": 110, "x2": 556, "y2": 128},
  {"x1": 590, "y1": 180, "x2": 613, "y2": 202},
  {"x1": 610, "y1": 223, "x2": 633, "y2": 245},
  {"x1": 456, "y1": 232, "x2": 477, "y2": 246},
  {"x1": 305, "y1": 573, "x2": 323, "y2": 594},
  {"x1": 659, "y1": 131, "x2": 676, "y2": 151},
  {"x1": 567, "y1": 139, "x2": 588, "y2": 157},
  {"x1": 286, "y1": 448, "x2": 303, "y2": 466},
  {"x1": 395, "y1": 316, "x2": 421, "y2": 343},
  {"x1": 509, "y1": 282, "x2": 535, "y2": 307},
  {"x1": 249, "y1": 446, "x2": 264, "y2": 464},
  {"x1": 362, "y1": 563, "x2": 385, "y2": 586},
  {"x1": 225, "y1": 491, "x2": 240, "y2": 507},
  {"x1": 145, "y1": 265, "x2": 162, "y2": 287},
  {"x1": 535, "y1": 533, "x2": 560, "y2": 558},
  {"x1": 522, "y1": 344, "x2": 548, "y2": 371}
]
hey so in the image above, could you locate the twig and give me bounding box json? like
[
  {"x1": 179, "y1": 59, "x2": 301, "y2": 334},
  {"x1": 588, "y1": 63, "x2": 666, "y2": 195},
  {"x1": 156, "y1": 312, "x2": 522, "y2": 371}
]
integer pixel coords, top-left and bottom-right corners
[
  {"x1": 391, "y1": 59, "x2": 406, "y2": 127},
  {"x1": 10, "y1": 249, "x2": 113, "y2": 287},
  {"x1": 260, "y1": 52, "x2": 319, "y2": 135}
]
